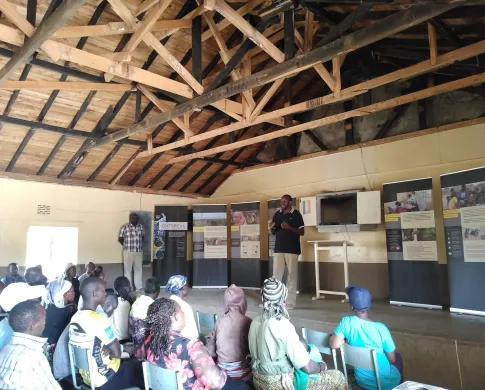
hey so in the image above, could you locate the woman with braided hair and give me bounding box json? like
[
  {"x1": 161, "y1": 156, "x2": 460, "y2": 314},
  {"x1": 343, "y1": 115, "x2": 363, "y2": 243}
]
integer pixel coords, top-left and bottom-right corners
[
  {"x1": 110, "y1": 276, "x2": 132, "y2": 341},
  {"x1": 136, "y1": 297, "x2": 251, "y2": 390},
  {"x1": 249, "y1": 278, "x2": 347, "y2": 390}
]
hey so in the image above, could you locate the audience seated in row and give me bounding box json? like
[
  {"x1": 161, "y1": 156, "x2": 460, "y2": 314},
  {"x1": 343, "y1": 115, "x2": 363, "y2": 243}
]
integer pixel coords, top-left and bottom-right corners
[
  {"x1": 1, "y1": 263, "x2": 26, "y2": 286},
  {"x1": 78, "y1": 262, "x2": 96, "y2": 284},
  {"x1": 206, "y1": 284, "x2": 253, "y2": 382},
  {"x1": 111, "y1": 276, "x2": 132, "y2": 341},
  {"x1": 69, "y1": 277, "x2": 144, "y2": 390},
  {"x1": 330, "y1": 286, "x2": 403, "y2": 390},
  {"x1": 136, "y1": 297, "x2": 251, "y2": 390},
  {"x1": 129, "y1": 277, "x2": 160, "y2": 347},
  {"x1": 166, "y1": 274, "x2": 199, "y2": 339},
  {"x1": 0, "y1": 299, "x2": 61, "y2": 389},
  {"x1": 249, "y1": 278, "x2": 347, "y2": 390}
]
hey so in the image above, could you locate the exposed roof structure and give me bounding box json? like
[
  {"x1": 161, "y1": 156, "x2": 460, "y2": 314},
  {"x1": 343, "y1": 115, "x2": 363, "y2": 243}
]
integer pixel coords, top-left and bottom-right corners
[{"x1": 0, "y1": 0, "x2": 484, "y2": 197}]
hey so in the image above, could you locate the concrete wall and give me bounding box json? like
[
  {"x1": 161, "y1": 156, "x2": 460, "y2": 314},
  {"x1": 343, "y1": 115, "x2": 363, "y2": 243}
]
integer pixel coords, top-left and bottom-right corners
[{"x1": 208, "y1": 120, "x2": 485, "y2": 299}]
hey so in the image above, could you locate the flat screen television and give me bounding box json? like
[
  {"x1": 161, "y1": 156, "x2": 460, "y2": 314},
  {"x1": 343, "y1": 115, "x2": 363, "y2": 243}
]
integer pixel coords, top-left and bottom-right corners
[{"x1": 320, "y1": 194, "x2": 358, "y2": 225}]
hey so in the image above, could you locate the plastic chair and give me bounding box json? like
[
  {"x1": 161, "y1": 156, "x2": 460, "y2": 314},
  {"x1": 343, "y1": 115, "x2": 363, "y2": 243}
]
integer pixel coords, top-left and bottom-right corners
[
  {"x1": 302, "y1": 327, "x2": 339, "y2": 369},
  {"x1": 68, "y1": 343, "x2": 95, "y2": 390},
  {"x1": 142, "y1": 361, "x2": 183, "y2": 390},
  {"x1": 340, "y1": 343, "x2": 381, "y2": 390},
  {"x1": 195, "y1": 311, "x2": 217, "y2": 337}
]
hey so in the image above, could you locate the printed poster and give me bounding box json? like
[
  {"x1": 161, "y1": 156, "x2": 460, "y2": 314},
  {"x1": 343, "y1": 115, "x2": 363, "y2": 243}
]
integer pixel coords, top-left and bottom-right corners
[
  {"x1": 441, "y1": 167, "x2": 485, "y2": 313},
  {"x1": 383, "y1": 178, "x2": 441, "y2": 307},
  {"x1": 153, "y1": 206, "x2": 188, "y2": 285},
  {"x1": 192, "y1": 204, "x2": 228, "y2": 287}
]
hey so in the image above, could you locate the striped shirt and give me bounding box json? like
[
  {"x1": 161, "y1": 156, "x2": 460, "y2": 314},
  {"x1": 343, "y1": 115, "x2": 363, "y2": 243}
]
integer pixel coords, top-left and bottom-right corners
[
  {"x1": 0, "y1": 332, "x2": 61, "y2": 389},
  {"x1": 119, "y1": 223, "x2": 145, "y2": 252}
]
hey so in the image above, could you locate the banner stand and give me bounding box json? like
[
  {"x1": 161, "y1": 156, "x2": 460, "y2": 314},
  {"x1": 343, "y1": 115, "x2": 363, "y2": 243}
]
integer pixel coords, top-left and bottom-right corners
[
  {"x1": 192, "y1": 204, "x2": 228, "y2": 288},
  {"x1": 450, "y1": 308, "x2": 485, "y2": 316},
  {"x1": 383, "y1": 178, "x2": 442, "y2": 309},
  {"x1": 231, "y1": 202, "x2": 261, "y2": 288}
]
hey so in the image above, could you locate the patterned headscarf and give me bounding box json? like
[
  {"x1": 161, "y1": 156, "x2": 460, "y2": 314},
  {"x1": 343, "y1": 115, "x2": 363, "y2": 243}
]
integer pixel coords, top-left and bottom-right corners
[
  {"x1": 43, "y1": 277, "x2": 73, "y2": 308},
  {"x1": 261, "y1": 278, "x2": 289, "y2": 320},
  {"x1": 165, "y1": 275, "x2": 187, "y2": 295},
  {"x1": 63, "y1": 262, "x2": 76, "y2": 279}
]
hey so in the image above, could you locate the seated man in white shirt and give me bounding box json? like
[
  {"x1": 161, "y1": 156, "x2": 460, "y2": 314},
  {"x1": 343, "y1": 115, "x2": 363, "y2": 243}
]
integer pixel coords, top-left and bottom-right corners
[{"x1": 0, "y1": 299, "x2": 61, "y2": 390}]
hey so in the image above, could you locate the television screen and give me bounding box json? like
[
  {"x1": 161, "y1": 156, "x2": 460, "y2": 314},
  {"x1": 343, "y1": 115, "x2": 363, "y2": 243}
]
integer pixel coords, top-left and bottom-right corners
[{"x1": 320, "y1": 195, "x2": 357, "y2": 225}]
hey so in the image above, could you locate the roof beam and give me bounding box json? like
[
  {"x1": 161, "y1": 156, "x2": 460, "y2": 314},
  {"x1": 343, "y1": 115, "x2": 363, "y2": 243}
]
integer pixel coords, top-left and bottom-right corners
[
  {"x1": 204, "y1": 0, "x2": 285, "y2": 63},
  {"x1": 0, "y1": 22, "x2": 193, "y2": 98},
  {"x1": 167, "y1": 72, "x2": 485, "y2": 164},
  {"x1": 95, "y1": 3, "x2": 458, "y2": 147},
  {"x1": 428, "y1": 22, "x2": 438, "y2": 65},
  {"x1": 134, "y1": 39, "x2": 485, "y2": 159},
  {"x1": 0, "y1": 81, "x2": 133, "y2": 91}
]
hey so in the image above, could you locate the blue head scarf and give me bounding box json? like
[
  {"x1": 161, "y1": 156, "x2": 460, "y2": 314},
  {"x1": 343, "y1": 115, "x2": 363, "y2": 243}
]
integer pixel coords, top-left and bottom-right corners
[
  {"x1": 165, "y1": 275, "x2": 187, "y2": 294},
  {"x1": 345, "y1": 285, "x2": 372, "y2": 311}
]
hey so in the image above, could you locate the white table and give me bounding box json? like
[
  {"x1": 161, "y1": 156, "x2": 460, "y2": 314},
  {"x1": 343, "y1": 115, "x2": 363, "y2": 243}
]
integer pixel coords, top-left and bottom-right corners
[
  {"x1": 394, "y1": 381, "x2": 448, "y2": 390},
  {"x1": 308, "y1": 240, "x2": 354, "y2": 303}
]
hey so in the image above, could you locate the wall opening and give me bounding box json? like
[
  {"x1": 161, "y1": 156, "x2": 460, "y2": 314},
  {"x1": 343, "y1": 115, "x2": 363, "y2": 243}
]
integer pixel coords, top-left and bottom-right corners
[{"x1": 26, "y1": 226, "x2": 78, "y2": 280}]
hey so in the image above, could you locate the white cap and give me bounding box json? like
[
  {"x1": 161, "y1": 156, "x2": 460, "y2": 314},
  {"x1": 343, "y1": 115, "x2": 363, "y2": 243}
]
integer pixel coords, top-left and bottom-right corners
[{"x1": 0, "y1": 283, "x2": 46, "y2": 312}]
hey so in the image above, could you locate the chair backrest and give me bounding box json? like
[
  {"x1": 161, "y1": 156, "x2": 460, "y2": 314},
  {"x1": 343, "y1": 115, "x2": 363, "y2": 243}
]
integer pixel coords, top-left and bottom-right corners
[
  {"x1": 341, "y1": 343, "x2": 381, "y2": 390},
  {"x1": 195, "y1": 311, "x2": 217, "y2": 336},
  {"x1": 68, "y1": 342, "x2": 95, "y2": 390},
  {"x1": 302, "y1": 328, "x2": 338, "y2": 369},
  {"x1": 143, "y1": 361, "x2": 183, "y2": 390}
]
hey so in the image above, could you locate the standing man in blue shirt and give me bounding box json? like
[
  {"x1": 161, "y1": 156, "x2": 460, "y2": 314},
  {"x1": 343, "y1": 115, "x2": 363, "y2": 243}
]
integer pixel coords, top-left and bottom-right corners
[
  {"x1": 119, "y1": 213, "x2": 145, "y2": 291},
  {"x1": 269, "y1": 195, "x2": 305, "y2": 309}
]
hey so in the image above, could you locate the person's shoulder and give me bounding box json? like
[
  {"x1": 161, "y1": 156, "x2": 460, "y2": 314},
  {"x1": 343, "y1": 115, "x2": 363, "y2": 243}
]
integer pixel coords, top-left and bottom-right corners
[
  {"x1": 292, "y1": 209, "x2": 303, "y2": 216},
  {"x1": 373, "y1": 321, "x2": 391, "y2": 332}
]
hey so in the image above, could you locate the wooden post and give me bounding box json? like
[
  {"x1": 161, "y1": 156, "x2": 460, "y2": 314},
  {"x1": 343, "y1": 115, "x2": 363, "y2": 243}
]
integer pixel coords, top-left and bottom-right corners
[
  {"x1": 428, "y1": 22, "x2": 438, "y2": 65},
  {"x1": 192, "y1": 16, "x2": 203, "y2": 84}
]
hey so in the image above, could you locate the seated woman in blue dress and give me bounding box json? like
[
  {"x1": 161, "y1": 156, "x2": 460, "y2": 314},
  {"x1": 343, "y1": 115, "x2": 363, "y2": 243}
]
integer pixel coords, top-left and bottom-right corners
[{"x1": 330, "y1": 286, "x2": 403, "y2": 390}]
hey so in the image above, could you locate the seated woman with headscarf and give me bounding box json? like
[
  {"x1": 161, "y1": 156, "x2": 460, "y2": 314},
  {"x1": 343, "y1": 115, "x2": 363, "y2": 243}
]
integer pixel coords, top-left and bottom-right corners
[
  {"x1": 136, "y1": 297, "x2": 251, "y2": 390},
  {"x1": 166, "y1": 275, "x2": 199, "y2": 339},
  {"x1": 330, "y1": 286, "x2": 402, "y2": 390},
  {"x1": 64, "y1": 262, "x2": 80, "y2": 304},
  {"x1": 249, "y1": 278, "x2": 347, "y2": 390},
  {"x1": 206, "y1": 285, "x2": 252, "y2": 382},
  {"x1": 111, "y1": 276, "x2": 132, "y2": 341}
]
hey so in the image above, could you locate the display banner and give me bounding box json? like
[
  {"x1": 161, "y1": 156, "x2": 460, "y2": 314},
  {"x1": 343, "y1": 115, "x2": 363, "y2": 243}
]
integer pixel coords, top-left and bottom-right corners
[
  {"x1": 192, "y1": 204, "x2": 228, "y2": 288},
  {"x1": 153, "y1": 206, "x2": 188, "y2": 286},
  {"x1": 441, "y1": 166, "x2": 485, "y2": 315},
  {"x1": 383, "y1": 178, "x2": 441, "y2": 308},
  {"x1": 268, "y1": 198, "x2": 296, "y2": 283},
  {"x1": 231, "y1": 202, "x2": 261, "y2": 288}
]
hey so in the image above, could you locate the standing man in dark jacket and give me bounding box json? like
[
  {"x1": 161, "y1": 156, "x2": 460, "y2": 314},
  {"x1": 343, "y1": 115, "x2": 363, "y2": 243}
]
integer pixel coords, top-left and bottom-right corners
[{"x1": 269, "y1": 195, "x2": 305, "y2": 309}]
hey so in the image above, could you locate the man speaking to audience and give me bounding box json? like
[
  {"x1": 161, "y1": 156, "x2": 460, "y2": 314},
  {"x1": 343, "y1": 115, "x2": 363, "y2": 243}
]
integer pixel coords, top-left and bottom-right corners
[{"x1": 269, "y1": 195, "x2": 304, "y2": 309}]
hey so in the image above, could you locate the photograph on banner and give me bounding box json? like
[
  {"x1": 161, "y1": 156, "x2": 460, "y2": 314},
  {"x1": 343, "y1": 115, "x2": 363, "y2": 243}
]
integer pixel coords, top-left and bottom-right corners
[
  {"x1": 153, "y1": 209, "x2": 188, "y2": 261},
  {"x1": 402, "y1": 228, "x2": 437, "y2": 261},
  {"x1": 231, "y1": 210, "x2": 260, "y2": 226},
  {"x1": 442, "y1": 182, "x2": 485, "y2": 210},
  {"x1": 193, "y1": 209, "x2": 227, "y2": 259},
  {"x1": 385, "y1": 190, "x2": 433, "y2": 215}
]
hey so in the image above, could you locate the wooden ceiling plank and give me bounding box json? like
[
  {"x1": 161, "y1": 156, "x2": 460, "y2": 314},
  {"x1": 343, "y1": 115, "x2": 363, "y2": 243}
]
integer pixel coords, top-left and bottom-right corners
[
  {"x1": 0, "y1": 81, "x2": 134, "y2": 91},
  {"x1": 205, "y1": 0, "x2": 285, "y2": 64},
  {"x1": 249, "y1": 78, "x2": 284, "y2": 121},
  {"x1": 52, "y1": 19, "x2": 192, "y2": 39},
  {"x1": 0, "y1": 1, "x2": 60, "y2": 62},
  {"x1": 428, "y1": 22, "x2": 438, "y2": 65},
  {"x1": 107, "y1": 0, "x2": 204, "y2": 94},
  {"x1": 0, "y1": 22, "x2": 194, "y2": 98},
  {"x1": 134, "y1": 39, "x2": 485, "y2": 159},
  {"x1": 167, "y1": 72, "x2": 485, "y2": 164},
  {"x1": 95, "y1": 3, "x2": 457, "y2": 146},
  {"x1": 304, "y1": 9, "x2": 314, "y2": 53}
]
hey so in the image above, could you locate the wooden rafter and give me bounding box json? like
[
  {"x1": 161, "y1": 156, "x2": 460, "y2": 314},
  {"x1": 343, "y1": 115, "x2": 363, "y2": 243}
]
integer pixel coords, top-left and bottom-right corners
[
  {"x1": 0, "y1": 81, "x2": 133, "y2": 91},
  {"x1": 167, "y1": 72, "x2": 485, "y2": 164},
  {"x1": 93, "y1": 3, "x2": 458, "y2": 147},
  {"x1": 204, "y1": 0, "x2": 285, "y2": 63},
  {"x1": 428, "y1": 22, "x2": 438, "y2": 65},
  {"x1": 0, "y1": 22, "x2": 194, "y2": 98},
  {"x1": 133, "y1": 39, "x2": 485, "y2": 159}
]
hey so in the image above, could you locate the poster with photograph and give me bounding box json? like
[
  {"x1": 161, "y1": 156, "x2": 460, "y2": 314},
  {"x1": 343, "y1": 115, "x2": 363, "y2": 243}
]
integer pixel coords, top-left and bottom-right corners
[
  {"x1": 153, "y1": 206, "x2": 188, "y2": 285},
  {"x1": 231, "y1": 202, "x2": 261, "y2": 288},
  {"x1": 192, "y1": 205, "x2": 228, "y2": 288},
  {"x1": 441, "y1": 167, "x2": 485, "y2": 314},
  {"x1": 383, "y1": 178, "x2": 440, "y2": 307}
]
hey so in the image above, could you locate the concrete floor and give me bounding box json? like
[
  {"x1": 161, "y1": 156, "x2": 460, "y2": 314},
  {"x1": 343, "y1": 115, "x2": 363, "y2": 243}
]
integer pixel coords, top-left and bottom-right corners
[{"x1": 173, "y1": 289, "x2": 485, "y2": 390}]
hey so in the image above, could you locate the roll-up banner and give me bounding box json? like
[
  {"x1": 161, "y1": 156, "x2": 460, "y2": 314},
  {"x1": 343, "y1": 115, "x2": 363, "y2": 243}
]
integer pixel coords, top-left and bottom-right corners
[
  {"x1": 441, "y1": 166, "x2": 485, "y2": 316},
  {"x1": 192, "y1": 204, "x2": 228, "y2": 288},
  {"x1": 383, "y1": 178, "x2": 441, "y2": 309},
  {"x1": 268, "y1": 198, "x2": 296, "y2": 283},
  {"x1": 231, "y1": 202, "x2": 261, "y2": 289},
  {"x1": 153, "y1": 206, "x2": 188, "y2": 286}
]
